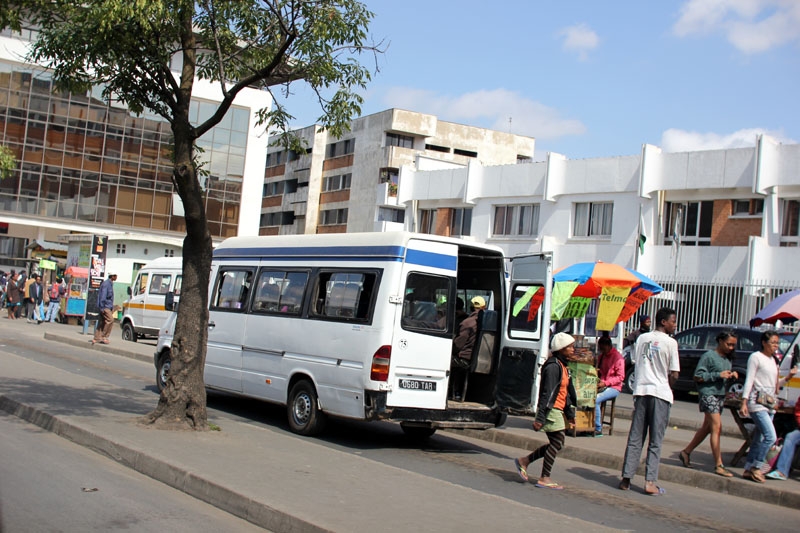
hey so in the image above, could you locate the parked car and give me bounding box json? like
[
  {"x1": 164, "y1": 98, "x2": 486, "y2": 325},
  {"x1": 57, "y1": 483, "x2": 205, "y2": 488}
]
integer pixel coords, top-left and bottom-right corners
[{"x1": 672, "y1": 324, "x2": 793, "y2": 395}]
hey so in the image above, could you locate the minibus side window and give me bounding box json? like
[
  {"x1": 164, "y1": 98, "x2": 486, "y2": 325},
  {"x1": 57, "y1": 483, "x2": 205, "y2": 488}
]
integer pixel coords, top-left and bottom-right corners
[
  {"x1": 174, "y1": 276, "x2": 182, "y2": 296},
  {"x1": 149, "y1": 274, "x2": 172, "y2": 295},
  {"x1": 401, "y1": 273, "x2": 451, "y2": 333},
  {"x1": 507, "y1": 284, "x2": 542, "y2": 340},
  {"x1": 135, "y1": 273, "x2": 148, "y2": 296},
  {"x1": 252, "y1": 270, "x2": 309, "y2": 315},
  {"x1": 310, "y1": 271, "x2": 376, "y2": 322},
  {"x1": 210, "y1": 269, "x2": 253, "y2": 311}
]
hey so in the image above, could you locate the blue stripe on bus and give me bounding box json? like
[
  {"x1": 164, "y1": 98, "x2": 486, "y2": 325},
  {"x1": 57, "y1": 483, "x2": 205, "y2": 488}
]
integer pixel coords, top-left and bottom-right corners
[{"x1": 405, "y1": 249, "x2": 457, "y2": 271}]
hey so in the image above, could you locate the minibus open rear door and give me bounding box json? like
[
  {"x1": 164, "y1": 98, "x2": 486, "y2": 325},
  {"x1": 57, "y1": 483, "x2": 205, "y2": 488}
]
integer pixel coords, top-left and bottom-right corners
[
  {"x1": 385, "y1": 239, "x2": 457, "y2": 410},
  {"x1": 496, "y1": 252, "x2": 553, "y2": 415}
]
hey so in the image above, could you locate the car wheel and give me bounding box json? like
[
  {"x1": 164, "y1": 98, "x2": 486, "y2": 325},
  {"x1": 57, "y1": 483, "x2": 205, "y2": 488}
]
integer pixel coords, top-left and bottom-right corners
[
  {"x1": 400, "y1": 423, "x2": 437, "y2": 441},
  {"x1": 156, "y1": 352, "x2": 171, "y2": 392},
  {"x1": 287, "y1": 380, "x2": 327, "y2": 436},
  {"x1": 121, "y1": 322, "x2": 137, "y2": 342},
  {"x1": 727, "y1": 380, "x2": 744, "y2": 398},
  {"x1": 623, "y1": 368, "x2": 635, "y2": 394}
]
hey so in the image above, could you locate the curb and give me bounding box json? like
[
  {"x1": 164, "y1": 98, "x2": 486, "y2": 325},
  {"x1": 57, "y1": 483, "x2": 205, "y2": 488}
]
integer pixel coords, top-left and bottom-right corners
[
  {"x1": 447, "y1": 427, "x2": 800, "y2": 510},
  {"x1": 42, "y1": 331, "x2": 154, "y2": 364},
  {"x1": 0, "y1": 395, "x2": 332, "y2": 533}
]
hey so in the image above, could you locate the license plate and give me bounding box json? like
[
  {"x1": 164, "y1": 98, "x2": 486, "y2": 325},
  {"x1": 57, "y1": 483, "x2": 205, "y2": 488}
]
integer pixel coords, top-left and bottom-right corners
[{"x1": 399, "y1": 379, "x2": 436, "y2": 391}]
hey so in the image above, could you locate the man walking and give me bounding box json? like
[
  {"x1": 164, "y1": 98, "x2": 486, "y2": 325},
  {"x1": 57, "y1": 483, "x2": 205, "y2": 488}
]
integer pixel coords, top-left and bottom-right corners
[
  {"x1": 619, "y1": 307, "x2": 680, "y2": 495},
  {"x1": 92, "y1": 272, "x2": 117, "y2": 345},
  {"x1": 45, "y1": 277, "x2": 63, "y2": 323},
  {"x1": 28, "y1": 274, "x2": 44, "y2": 323}
]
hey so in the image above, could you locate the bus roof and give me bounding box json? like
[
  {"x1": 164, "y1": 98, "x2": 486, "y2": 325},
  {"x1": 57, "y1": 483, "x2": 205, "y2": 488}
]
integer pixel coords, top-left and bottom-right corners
[{"x1": 212, "y1": 231, "x2": 504, "y2": 260}]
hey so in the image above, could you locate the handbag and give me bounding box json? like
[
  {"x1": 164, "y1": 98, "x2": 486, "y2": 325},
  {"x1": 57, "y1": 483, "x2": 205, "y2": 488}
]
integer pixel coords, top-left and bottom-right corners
[{"x1": 755, "y1": 390, "x2": 776, "y2": 409}]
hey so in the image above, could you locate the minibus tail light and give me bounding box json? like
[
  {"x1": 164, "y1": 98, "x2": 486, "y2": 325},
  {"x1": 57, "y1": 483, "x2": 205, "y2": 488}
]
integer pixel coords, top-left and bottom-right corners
[{"x1": 370, "y1": 345, "x2": 391, "y2": 381}]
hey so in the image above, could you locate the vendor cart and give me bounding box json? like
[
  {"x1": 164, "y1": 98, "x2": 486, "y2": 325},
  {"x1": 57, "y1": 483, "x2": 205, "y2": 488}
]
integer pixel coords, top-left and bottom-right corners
[{"x1": 61, "y1": 266, "x2": 88, "y2": 324}]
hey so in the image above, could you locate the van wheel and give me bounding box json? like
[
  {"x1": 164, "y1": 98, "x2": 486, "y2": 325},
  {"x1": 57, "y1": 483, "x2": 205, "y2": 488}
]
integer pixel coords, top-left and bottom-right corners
[
  {"x1": 400, "y1": 424, "x2": 436, "y2": 441},
  {"x1": 287, "y1": 380, "x2": 326, "y2": 436},
  {"x1": 121, "y1": 322, "x2": 137, "y2": 342},
  {"x1": 623, "y1": 368, "x2": 635, "y2": 394},
  {"x1": 156, "y1": 353, "x2": 171, "y2": 392}
]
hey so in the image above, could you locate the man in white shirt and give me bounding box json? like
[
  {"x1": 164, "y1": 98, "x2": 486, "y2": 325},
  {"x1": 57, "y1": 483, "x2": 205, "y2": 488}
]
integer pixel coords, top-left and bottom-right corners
[{"x1": 619, "y1": 307, "x2": 680, "y2": 495}]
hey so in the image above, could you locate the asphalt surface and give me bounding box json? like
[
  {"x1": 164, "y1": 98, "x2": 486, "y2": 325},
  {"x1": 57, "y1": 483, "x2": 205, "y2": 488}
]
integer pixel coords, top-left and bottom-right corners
[{"x1": 1, "y1": 318, "x2": 799, "y2": 532}]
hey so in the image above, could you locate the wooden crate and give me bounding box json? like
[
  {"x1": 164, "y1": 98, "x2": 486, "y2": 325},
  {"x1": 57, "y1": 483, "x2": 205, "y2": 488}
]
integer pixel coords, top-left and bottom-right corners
[{"x1": 572, "y1": 409, "x2": 595, "y2": 435}]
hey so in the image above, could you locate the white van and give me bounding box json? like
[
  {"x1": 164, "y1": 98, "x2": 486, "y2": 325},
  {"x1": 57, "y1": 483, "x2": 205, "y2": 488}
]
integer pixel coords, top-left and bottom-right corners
[
  {"x1": 122, "y1": 257, "x2": 183, "y2": 342},
  {"x1": 154, "y1": 232, "x2": 552, "y2": 437},
  {"x1": 778, "y1": 339, "x2": 800, "y2": 408}
]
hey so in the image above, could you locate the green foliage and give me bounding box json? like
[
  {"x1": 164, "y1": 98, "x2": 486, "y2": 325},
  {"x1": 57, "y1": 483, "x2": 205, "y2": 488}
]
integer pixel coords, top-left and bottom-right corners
[{"x1": 0, "y1": 146, "x2": 16, "y2": 180}]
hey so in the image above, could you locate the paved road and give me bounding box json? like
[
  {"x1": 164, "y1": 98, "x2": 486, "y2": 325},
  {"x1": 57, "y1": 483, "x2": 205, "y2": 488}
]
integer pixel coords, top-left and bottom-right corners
[
  {"x1": 2, "y1": 327, "x2": 798, "y2": 532},
  {"x1": 0, "y1": 413, "x2": 266, "y2": 533}
]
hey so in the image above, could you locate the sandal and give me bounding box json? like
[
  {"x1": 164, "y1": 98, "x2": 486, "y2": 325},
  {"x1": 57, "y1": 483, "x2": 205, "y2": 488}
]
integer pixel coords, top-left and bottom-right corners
[
  {"x1": 513, "y1": 458, "x2": 528, "y2": 482},
  {"x1": 748, "y1": 467, "x2": 765, "y2": 483},
  {"x1": 618, "y1": 478, "x2": 631, "y2": 491},
  {"x1": 645, "y1": 483, "x2": 666, "y2": 496},
  {"x1": 766, "y1": 470, "x2": 787, "y2": 481},
  {"x1": 535, "y1": 481, "x2": 564, "y2": 490},
  {"x1": 679, "y1": 450, "x2": 693, "y2": 469},
  {"x1": 714, "y1": 465, "x2": 734, "y2": 477}
]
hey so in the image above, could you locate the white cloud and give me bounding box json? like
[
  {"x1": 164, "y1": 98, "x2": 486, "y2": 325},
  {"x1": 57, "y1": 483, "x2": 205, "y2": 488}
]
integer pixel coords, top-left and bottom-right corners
[
  {"x1": 660, "y1": 127, "x2": 796, "y2": 152},
  {"x1": 382, "y1": 87, "x2": 586, "y2": 140},
  {"x1": 558, "y1": 23, "x2": 600, "y2": 61},
  {"x1": 673, "y1": 0, "x2": 800, "y2": 54}
]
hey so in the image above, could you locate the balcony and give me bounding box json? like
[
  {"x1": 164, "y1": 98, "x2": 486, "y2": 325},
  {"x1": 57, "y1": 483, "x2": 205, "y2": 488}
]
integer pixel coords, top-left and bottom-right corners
[{"x1": 376, "y1": 182, "x2": 398, "y2": 207}]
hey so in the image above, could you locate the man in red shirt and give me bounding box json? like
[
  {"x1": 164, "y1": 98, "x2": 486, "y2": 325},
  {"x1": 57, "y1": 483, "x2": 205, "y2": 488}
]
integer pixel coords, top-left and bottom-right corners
[{"x1": 595, "y1": 336, "x2": 624, "y2": 436}]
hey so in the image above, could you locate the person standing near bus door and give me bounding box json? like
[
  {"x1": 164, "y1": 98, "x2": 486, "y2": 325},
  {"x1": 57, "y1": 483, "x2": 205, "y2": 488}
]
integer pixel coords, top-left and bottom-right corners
[
  {"x1": 92, "y1": 273, "x2": 117, "y2": 345},
  {"x1": 513, "y1": 332, "x2": 577, "y2": 490},
  {"x1": 619, "y1": 307, "x2": 679, "y2": 495},
  {"x1": 450, "y1": 296, "x2": 486, "y2": 400}
]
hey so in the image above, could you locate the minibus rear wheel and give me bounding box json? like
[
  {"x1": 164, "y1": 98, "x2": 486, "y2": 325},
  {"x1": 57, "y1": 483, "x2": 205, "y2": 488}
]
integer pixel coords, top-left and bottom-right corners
[
  {"x1": 400, "y1": 424, "x2": 436, "y2": 441},
  {"x1": 288, "y1": 380, "x2": 327, "y2": 436}
]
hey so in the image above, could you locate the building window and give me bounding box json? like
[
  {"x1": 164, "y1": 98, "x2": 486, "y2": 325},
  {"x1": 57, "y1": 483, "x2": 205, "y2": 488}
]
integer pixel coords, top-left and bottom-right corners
[
  {"x1": 418, "y1": 209, "x2": 437, "y2": 234},
  {"x1": 425, "y1": 144, "x2": 450, "y2": 153},
  {"x1": 322, "y1": 173, "x2": 352, "y2": 192},
  {"x1": 379, "y1": 167, "x2": 399, "y2": 185},
  {"x1": 573, "y1": 202, "x2": 613, "y2": 237},
  {"x1": 386, "y1": 132, "x2": 414, "y2": 149},
  {"x1": 165, "y1": 249, "x2": 175, "y2": 257},
  {"x1": 664, "y1": 201, "x2": 713, "y2": 246},
  {"x1": 116, "y1": 243, "x2": 126, "y2": 254},
  {"x1": 266, "y1": 150, "x2": 284, "y2": 167},
  {"x1": 781, "y1": 200, "x2": 800, "y2": 246},
  {"x1": 731, "y1": 199, "x2": 764, "y2": 216},
  {"x1": 320, "y1": 208, "x2": 348, "y2": 226},
  {"x1": 264, "y1": 181, "x2": 283, "y2": 197},
  {"x1": 516, "y1": 155, "x2": 532, "y2": 163},
  {"x1": 378, "y1": 207, "x2": 405, "y2": 224},
  {"x1": 261, "y1": 211, "x2": 295, "y2": 227},
  {"x1": 453, "y1": 148, "x2": 477, "y2": 158},
  {"x1": 325, "y1": 139, "x2": 355, "y2": 158},
  {"x1": 450, "y1": 208, "x2": 472, "y2": 237},
  {"x1": 493, "y1": 204, "x2": 539, "y2": 237}
]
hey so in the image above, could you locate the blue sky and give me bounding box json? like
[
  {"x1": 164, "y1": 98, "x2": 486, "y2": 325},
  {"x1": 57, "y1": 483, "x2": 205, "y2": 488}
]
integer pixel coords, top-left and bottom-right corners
[{"x1": 281, "y1": 0, "x2": 799, "y2": 160}]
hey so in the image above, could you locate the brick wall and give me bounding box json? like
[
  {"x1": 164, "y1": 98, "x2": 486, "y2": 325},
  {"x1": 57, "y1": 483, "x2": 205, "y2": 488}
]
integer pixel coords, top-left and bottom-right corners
[
  {"x1": 711, "y1": 200, "x2": 762, "y2": 246},
  {"x1": 319, "y1": 190, "x2": 350, "y2": 204}
]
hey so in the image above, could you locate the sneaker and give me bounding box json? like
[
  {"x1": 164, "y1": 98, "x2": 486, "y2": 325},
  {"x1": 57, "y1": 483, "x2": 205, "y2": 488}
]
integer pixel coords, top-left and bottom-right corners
[{"x1": 594, "y1": 430, "x2": 604, "y2": 437}]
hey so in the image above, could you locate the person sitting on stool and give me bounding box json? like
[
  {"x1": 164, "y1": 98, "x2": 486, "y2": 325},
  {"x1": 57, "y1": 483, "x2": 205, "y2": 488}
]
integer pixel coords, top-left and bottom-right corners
[{"x1": 595, "y1": 336, "x2": 624, "y2": 437}]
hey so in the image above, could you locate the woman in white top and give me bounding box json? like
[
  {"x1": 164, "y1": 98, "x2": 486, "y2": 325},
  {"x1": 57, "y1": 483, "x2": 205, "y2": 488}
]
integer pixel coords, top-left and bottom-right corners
[{"x1": 740, "y1": 330, "x2": 798, "y2": 482}]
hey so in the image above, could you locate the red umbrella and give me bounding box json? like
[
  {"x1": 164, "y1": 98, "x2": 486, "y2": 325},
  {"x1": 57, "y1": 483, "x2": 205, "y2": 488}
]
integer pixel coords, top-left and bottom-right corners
[{"x1": 750, "y1": 289, "x2": 800, "y2": 327}]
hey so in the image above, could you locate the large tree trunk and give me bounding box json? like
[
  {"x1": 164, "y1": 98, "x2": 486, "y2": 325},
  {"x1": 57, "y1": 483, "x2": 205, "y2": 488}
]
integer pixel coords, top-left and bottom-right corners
[{"x1": 145, "y1": 120, "x2": 212, "y2": 430}]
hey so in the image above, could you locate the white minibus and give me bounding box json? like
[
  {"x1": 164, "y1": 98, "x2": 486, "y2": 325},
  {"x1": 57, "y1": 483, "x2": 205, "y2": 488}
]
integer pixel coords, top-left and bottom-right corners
[
  {"x1": 154, "y1": 232, "x2": 552, "y2": 437},
  {"x1": 122, "y1": 257, "x2": 183, "y2": 341}
]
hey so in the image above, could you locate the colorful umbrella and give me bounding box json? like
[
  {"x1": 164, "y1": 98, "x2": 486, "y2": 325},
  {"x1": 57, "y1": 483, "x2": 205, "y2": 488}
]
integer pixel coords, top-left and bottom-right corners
[
  {"x1": 750, "y1": 289, "x2": 800, "y2": 327},
  {"x1": 552, "y1": 261, "x2": 663, "y2": 330}
]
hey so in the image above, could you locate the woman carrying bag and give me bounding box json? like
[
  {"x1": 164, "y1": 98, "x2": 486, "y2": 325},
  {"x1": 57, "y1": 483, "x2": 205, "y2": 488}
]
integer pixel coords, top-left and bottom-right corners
[{"x1": 740, "y1": 330, "x2": 798, "y2": 482}]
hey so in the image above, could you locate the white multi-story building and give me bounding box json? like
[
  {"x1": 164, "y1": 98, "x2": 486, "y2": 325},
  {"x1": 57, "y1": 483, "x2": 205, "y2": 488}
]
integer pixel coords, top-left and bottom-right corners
[{"x1": 260, "y1": 109, "x2": 535, "y2": 235}]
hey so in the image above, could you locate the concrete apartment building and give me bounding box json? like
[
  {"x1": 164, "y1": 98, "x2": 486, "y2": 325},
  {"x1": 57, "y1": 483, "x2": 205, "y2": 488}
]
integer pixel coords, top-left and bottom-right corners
[
  {"x1": 259, "y1": 109, "x2": 535, "y2": 236},
  {"x1": 0, "y1": 27, "x2": 269, "y2": 284}
]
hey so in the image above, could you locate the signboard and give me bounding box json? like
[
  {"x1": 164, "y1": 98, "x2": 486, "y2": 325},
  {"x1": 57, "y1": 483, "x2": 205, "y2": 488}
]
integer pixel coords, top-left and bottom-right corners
[
  {"x1": 86, "y1": 235, "x2": 108, "y2": 322},
  {"x1": 38, "y1": 259, "x2": 57, "y2": 271}
]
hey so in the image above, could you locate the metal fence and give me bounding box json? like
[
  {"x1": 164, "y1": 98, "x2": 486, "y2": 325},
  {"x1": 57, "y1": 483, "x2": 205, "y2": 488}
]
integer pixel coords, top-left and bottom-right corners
[{"x1": 632, "y1": 277, "x2": 800, "y2": 334}]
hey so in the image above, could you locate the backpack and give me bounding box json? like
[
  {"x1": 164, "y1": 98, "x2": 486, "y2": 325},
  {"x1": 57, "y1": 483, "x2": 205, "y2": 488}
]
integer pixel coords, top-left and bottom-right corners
[{"x1": 49, "y1": 282, "x2": 60, "y2": 300}]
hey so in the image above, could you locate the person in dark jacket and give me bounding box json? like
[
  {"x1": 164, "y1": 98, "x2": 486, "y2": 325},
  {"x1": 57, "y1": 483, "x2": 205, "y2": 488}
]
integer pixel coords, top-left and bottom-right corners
[
  {"x1": 92, "y1": 273, "x2": 117, "y2": 345},
  {"x1": 513, "y1": 332, "x2": 577, "y2": 490},
  {"x1": 28, "y1": 274, "x2": 44, "y2": 324}
]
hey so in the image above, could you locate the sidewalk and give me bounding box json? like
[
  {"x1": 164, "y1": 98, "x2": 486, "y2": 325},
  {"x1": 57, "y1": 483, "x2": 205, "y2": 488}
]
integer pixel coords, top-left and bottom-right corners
[{"x1": 1, "y1": 319, "x2": 799, "y2": 529}]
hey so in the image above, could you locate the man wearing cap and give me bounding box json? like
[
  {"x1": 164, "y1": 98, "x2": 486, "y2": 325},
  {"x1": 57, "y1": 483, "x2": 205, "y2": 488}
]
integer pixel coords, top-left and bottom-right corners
[
  {"x1": 450, "y1": 296, "x2": 487, "y2": 399},
  {"x1": 92, "y1": 272, "x2": 118, "y2": 345}
]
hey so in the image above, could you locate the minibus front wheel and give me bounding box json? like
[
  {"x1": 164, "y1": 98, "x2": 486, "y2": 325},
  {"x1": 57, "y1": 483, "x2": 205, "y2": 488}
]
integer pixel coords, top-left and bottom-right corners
[
  {"x1": 155, "y1": 352, "x2": 171, "y2": 393},
  {"x1": 288, "y1": 380, "x2": 327, "y2": 436}
]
